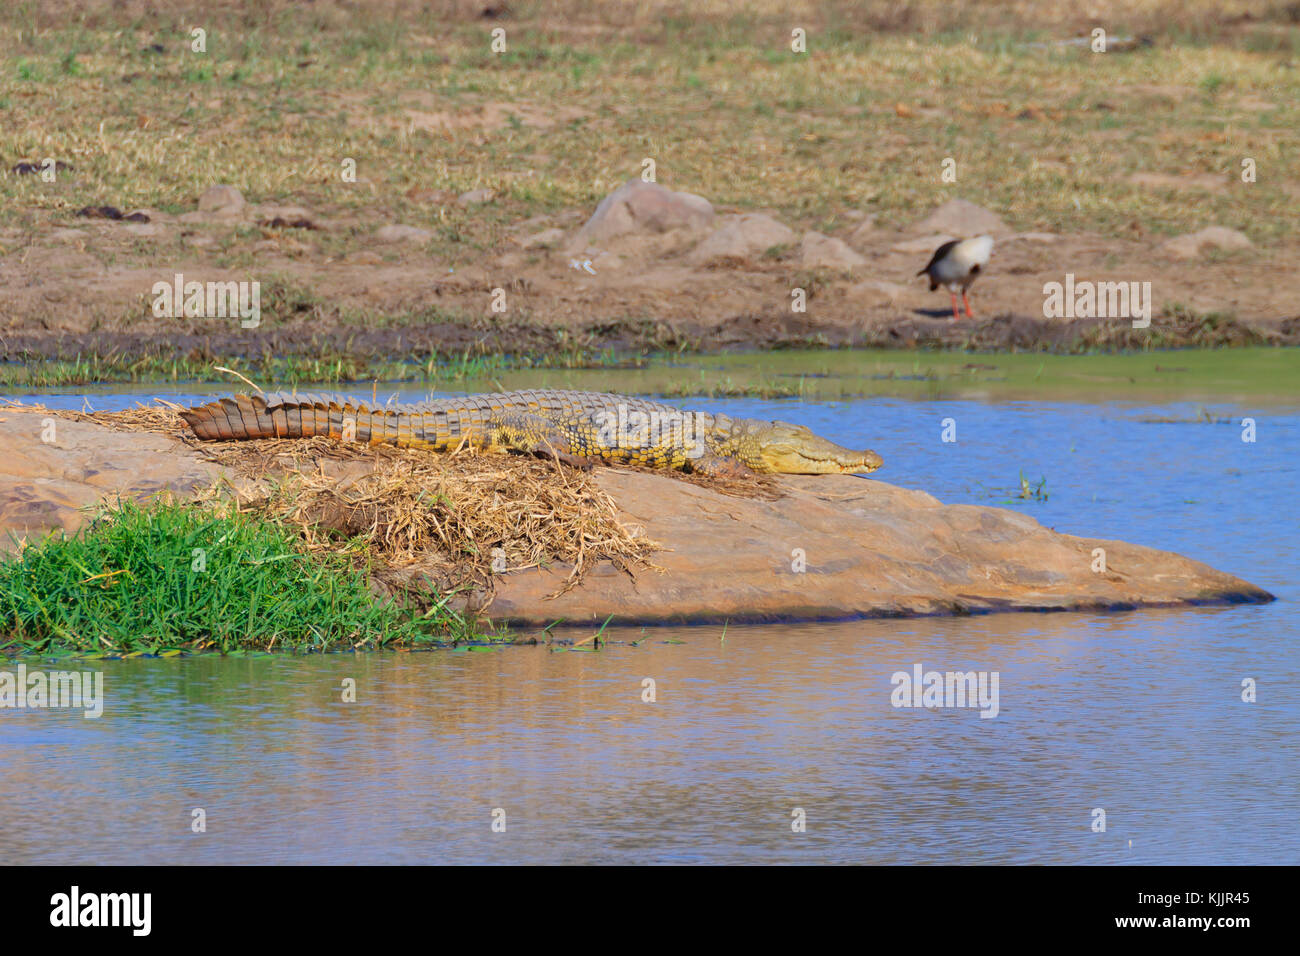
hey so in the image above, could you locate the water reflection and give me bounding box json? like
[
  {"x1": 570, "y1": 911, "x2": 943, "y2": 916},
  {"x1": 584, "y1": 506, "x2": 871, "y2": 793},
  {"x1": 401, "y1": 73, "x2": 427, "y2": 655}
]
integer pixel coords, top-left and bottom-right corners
[{"x1": 2, "y1": 605, "x2": 1294, "y2": 863}]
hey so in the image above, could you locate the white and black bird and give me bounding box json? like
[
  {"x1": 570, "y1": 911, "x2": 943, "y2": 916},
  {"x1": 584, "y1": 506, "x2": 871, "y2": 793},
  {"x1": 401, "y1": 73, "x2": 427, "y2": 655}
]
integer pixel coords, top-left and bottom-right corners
[{"x1": 917, "y1": 235, "x2": 994, "y2": 320}]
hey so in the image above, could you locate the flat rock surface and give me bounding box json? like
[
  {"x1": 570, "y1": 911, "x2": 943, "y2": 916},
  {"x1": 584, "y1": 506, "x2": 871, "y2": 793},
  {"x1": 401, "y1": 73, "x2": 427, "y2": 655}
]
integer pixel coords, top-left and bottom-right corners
[
  {"x1": 0, "y1": 413, "x2": 221, "y2": 548},
  {"x1": 488, "y1": 470, "x2": 1272, "y2": 624}
]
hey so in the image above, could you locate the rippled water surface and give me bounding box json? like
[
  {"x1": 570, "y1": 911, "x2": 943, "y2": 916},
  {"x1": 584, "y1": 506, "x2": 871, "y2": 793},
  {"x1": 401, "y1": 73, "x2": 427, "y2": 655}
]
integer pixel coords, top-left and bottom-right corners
[{"x1": 3, "y1": 385, "x2": 1297, "y2": 863}]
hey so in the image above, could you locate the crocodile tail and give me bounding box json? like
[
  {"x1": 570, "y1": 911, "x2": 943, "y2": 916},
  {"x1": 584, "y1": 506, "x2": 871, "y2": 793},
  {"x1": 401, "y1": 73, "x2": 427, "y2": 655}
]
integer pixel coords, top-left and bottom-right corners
[
  {"x1": 181, "y1": 393, "x2": 266, "y2": 440},
  {"x1": 180, "y1": 392, "x2": 419, "y2": 446},
  {"x1": 180, "y1": 391, "x2": 342, "y2": 441}
]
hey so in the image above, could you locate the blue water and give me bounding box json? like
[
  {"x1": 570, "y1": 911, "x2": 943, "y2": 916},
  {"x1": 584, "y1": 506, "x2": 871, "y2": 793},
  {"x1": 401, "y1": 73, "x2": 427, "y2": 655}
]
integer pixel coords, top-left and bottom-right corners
[{"x1": 1, "y1": 388, "x2": 1296, "y2": 863}]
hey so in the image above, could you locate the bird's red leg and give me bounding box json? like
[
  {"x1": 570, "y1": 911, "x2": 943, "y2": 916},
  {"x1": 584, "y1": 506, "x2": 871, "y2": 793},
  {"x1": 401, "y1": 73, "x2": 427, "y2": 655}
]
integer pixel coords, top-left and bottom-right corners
[
  {"x1": 963, "y1": 291, "x2": 974, "y2": 319},
  {"x1": 949, "y1": 292, "x2": 960, "y2": 321}
]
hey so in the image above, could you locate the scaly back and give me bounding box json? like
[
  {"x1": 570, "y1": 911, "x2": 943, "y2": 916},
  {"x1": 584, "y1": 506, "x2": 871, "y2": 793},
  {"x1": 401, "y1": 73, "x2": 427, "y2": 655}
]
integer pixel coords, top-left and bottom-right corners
[{"x1": 179, "y1": 389, "x2": 703, "y2": 452}]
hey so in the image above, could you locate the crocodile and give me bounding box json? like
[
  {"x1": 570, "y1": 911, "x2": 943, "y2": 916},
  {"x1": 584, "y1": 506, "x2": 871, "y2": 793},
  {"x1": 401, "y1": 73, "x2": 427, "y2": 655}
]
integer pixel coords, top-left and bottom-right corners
[{"x1": 179, "y1": 389, "x2": 883, "y2": 476}]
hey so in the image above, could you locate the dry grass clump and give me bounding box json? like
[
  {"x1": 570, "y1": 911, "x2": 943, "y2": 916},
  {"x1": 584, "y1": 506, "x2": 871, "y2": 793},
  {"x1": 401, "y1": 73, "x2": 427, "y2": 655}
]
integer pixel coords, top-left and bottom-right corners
[
  {"x1": 1071, "y1": 307, "x2": 1276, "y2": 351},
  {"x1": 205, "y1": 436, "x2": 661, "y2": 602},
  {"x1": 21, "y1": 401, "x2": 190, "y2": 435}
]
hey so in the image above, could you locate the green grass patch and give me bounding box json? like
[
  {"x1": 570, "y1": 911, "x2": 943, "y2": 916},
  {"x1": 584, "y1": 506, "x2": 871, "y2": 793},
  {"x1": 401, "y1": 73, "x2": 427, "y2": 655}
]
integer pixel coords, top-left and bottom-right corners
[
  {"x1": 0, "y1": 343, "x2": 642, "y2": 388},
  {"x1": 8, "y1": 343, "x2": 1298, "y2": 404},
  {"x1": 0, "y1": 499, "x2": 493, "y2": 656},
  {"x1": 406, "y1": 345, "x2": 1300, "y2": 404}
]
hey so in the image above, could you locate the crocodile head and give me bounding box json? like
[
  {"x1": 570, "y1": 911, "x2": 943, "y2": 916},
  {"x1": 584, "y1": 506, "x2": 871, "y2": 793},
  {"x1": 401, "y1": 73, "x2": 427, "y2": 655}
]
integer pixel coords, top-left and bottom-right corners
[{"x1": 734, "y1": 419, "x2": 884, "y2": 475}]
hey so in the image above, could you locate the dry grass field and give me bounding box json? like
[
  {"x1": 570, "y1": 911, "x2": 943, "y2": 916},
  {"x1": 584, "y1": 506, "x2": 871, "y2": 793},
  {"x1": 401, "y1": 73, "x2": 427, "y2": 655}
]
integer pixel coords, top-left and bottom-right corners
[{"x1": 1, "y1": 0, "x2": 1297, "y2": 381}]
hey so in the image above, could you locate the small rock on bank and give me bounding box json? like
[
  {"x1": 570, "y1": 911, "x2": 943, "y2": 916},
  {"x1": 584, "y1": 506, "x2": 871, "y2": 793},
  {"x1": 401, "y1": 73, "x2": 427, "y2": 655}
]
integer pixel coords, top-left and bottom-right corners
[
  {"x1": 910, "y1": 199, "x2": 1008, "y2": 237},
  {"x1": 799, "y1": 231, "x2": 867, "y2": 270},
  {"x1": 1160, "y1": 227, "x2": 1253, "y2": 260},
  {"x1": 374, "y1": 224, "x2": 433, "y2": 243},
  {"x1": 687, "y1": 213, "x2": 795, "y2": 265},
  {"x1": 196, "y1": 185, "x2": 247, "y2": 216},
  {"x1": 572, "y1": 179, "x2": 714, "y2": 248}
]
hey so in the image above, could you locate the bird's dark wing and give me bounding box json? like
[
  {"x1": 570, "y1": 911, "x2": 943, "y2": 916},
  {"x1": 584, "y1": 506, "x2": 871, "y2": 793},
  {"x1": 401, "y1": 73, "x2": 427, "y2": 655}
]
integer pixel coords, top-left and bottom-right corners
[{"x1": 917, "y1": 239, "x2": 962, "y2": 276}]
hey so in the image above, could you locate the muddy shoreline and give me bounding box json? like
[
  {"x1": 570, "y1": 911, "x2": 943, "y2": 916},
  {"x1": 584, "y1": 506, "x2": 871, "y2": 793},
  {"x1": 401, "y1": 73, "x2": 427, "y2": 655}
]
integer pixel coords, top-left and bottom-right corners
[
  {"x1": 6, "y1": 184, "x2": 1299, "y2": 378},
  {"x1": 6, "y1": 308, "x2": 1296, "y2": 371}
]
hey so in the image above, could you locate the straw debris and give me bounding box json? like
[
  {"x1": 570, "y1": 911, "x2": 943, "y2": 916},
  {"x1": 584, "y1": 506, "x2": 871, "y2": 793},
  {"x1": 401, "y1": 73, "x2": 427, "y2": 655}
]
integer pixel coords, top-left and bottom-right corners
[{"x1": 206, "y1": 436, "x2": 662, "y2": 606}]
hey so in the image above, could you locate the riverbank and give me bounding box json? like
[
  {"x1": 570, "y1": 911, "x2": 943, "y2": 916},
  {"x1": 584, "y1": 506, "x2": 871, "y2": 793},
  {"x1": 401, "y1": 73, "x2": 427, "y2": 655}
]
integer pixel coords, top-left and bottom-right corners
[
  {"x1": 8, "y1": 345, "x2": 1299, "y2": 406},
  {"x1": 6, "y1": 307, "x2": 1297, "y2": 390},
  {"x1": 4, "y1": 2, "x2": 1298, "y2": 383}
]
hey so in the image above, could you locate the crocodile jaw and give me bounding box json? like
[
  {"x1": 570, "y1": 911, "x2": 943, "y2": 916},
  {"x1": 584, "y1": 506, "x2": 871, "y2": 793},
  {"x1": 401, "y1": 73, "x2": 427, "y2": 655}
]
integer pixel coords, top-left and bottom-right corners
[
  {"x1": 761, "y1": 443, "x2": 884, "y2": 475},
  {"x1": 738, "y1": 420, "x2": 884, "y2": 475}
]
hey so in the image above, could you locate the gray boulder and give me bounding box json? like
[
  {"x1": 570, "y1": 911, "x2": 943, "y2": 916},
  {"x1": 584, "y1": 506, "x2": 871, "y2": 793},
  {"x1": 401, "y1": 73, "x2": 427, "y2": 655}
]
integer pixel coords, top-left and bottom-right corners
[
  {"x1": 910, "y1": 199, "x2": 1007, "y2": 237},
  {"x1": 800, "y1": 231, "x2": 867, "y2": 270},
  {"x1": 688, "y1": 213, "x2": 794, "y2": 265},
  {"x1": 573, "y1": 179, "x2": 714, "y2": 247}
]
